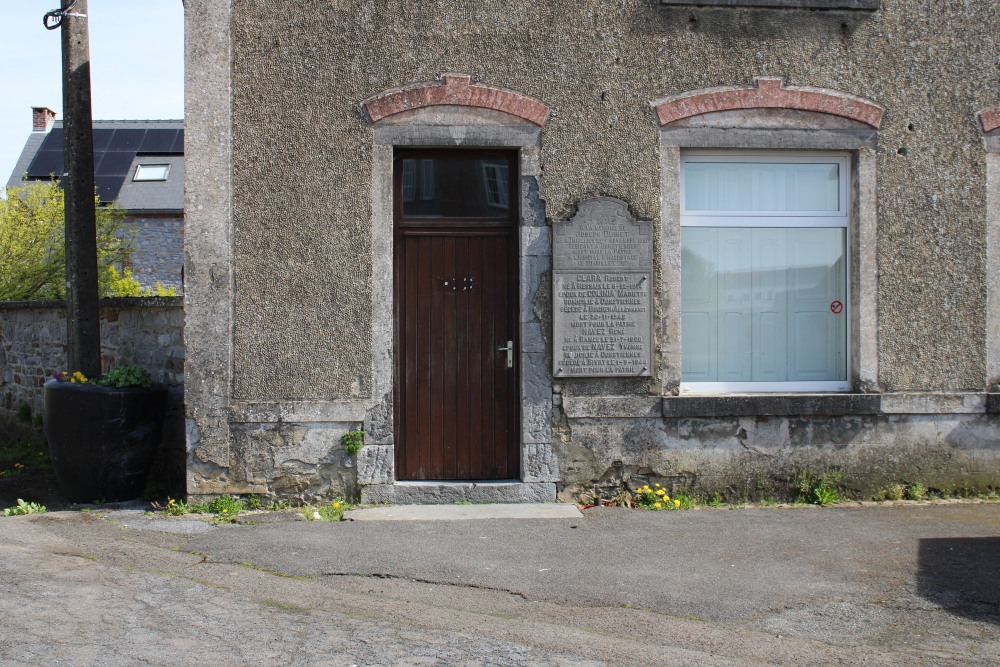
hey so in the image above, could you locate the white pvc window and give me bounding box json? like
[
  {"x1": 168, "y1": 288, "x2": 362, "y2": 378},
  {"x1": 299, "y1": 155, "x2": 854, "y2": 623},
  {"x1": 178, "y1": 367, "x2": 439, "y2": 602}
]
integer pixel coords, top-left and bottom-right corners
[
  {"x1": 680, "y1": 153, "x2": 850, "y2": 392},
  {"x1": 133, "y1": 164, "x2": 169, "y2": 181}
]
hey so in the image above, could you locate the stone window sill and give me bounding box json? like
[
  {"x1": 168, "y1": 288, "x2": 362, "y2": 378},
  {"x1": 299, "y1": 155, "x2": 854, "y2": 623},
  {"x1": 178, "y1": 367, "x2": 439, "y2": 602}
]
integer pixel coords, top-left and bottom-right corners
[
  {"x1": 659, "y1": 0, "x2": 879, "y2": 9},
  {"x1": 663, "y1": 393, "x2": 880, "y2": 418}
]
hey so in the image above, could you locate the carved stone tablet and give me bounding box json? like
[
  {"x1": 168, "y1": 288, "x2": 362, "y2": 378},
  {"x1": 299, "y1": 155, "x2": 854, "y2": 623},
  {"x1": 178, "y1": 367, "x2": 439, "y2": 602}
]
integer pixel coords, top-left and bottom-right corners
[
  {"x1": 553, "y1": 198, "x2": 653, "y2": 270},
  {"x1": 553, "y1": 198, "x2": 653, "y2": 377}
]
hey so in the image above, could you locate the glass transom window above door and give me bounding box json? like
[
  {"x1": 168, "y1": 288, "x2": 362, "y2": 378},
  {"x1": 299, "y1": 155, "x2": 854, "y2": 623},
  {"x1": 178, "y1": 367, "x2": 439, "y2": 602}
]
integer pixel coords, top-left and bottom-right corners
[{"x1": 680, "y1": 153, "x2": 850, "y2": 392}]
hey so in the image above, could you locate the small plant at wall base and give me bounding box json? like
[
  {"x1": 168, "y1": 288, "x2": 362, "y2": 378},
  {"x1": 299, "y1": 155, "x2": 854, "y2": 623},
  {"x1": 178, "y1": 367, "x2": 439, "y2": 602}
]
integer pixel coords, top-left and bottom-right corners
[
  {"x1": 796, "y1": 470, "x2": 844, "y2": 506},
  {"x1": 633, "y1": 484, "x2": 685, "y2": 510},
  {"x1": 3, "y1": 499, "x2": 47, "y2": 516},
  {"x1": 341, "y1": 430, "x2": 364, "y2": 456},
  {"x1": 305, "y1": 499, "x2": 349, "y2": 521}
]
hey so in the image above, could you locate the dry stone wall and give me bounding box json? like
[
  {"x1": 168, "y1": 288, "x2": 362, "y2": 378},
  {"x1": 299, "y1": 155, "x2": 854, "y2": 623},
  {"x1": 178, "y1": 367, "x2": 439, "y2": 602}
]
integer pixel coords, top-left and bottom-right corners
[{"x1": 0, "y1": 298, "x2": 184, "y2": 422}]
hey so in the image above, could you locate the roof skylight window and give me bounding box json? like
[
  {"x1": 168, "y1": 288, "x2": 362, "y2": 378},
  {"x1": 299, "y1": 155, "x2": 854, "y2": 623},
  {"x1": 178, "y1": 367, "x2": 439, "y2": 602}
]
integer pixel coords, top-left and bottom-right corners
[{"x1": 133, "y1": 164, "x2": 170, "y2": 181}]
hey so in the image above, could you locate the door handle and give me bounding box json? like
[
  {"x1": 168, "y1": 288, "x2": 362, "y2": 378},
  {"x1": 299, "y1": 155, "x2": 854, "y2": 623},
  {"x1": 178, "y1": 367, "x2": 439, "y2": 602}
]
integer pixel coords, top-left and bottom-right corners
[{"x1": 498, "y1": 340, "x2": 514, "y2": 369}]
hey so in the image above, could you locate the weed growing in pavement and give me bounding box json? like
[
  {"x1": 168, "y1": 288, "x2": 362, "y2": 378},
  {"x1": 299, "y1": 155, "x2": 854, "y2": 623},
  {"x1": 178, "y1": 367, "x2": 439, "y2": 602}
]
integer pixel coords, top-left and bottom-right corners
[
  {"x1": 3, "y1": 498, "x2": 47, "y2": 516},
  {"x1": 207, "y1": 495, "x2": 245, "y2": 523},
  {"x1": 906, "y1": 482, "x2": 926, "y2": 501},
  {"x1": 304, "y1": 498, "x2": 349, "y2": 521}
]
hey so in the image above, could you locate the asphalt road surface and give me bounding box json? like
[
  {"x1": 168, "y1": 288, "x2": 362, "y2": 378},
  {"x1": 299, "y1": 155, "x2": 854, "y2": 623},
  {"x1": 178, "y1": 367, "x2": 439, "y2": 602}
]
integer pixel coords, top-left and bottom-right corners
[{"x1": 1, "y1": 502, "x2": 997, "y2": 666}]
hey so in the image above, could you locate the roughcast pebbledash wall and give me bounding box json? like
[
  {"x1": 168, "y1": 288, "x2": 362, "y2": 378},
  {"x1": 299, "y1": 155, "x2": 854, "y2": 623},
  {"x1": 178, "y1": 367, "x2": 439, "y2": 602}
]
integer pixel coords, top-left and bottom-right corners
[{"x1": 183, "y1": 0, "x2": 1000, "y2": 502}]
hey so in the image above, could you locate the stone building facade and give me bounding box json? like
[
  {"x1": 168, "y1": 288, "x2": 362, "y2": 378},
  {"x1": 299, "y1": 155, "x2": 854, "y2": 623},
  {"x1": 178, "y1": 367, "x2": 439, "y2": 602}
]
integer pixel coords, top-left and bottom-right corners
[{"x1": 184, "y1": 0, "x2": 1000, "y2": 502}]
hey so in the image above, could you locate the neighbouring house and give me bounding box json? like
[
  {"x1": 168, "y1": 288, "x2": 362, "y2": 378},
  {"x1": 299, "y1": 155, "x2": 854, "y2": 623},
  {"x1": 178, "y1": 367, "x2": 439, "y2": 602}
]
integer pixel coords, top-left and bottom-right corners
[
  {"x1": 7, "y1": 108, "x2": 184, "y2": 293},
  {"x1": 183, "y1": 0, "x2": 1000, "y2": 503}
]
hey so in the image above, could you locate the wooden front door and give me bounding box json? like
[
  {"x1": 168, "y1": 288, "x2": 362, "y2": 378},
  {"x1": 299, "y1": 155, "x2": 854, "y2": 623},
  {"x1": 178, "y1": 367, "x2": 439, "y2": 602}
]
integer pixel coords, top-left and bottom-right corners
[{"x1": 393, "y1": 149, "x2": 520, "y2": 480}]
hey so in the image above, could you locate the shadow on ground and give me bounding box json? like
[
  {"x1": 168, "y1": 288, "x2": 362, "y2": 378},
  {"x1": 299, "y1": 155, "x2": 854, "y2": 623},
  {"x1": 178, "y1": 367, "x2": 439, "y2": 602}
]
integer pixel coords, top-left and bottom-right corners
[{"x1": 918, "y1": 537, "x2": 1000, "y2": 625}]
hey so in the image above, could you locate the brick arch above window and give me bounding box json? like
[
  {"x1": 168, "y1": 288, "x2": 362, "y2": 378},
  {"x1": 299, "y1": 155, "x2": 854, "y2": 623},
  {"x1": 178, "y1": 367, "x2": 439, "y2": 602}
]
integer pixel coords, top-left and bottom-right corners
[
  {"x1": 652, "y1": 77, "x2": 884, "y2": 129},
  {"x1": 362, "y1": 74, "x2": 551, "y2": 127}
]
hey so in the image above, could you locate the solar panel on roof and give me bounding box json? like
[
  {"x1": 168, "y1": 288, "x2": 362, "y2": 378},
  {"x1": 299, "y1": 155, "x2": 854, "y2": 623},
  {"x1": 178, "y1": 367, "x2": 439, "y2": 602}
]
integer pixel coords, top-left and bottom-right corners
[
  {"x1": 139, "y1": 129, "x2": 178, "y2": 153},
  {"x1": 171, "y1": 130, "x2": 184, "y2": 153},
  {"x1": 94, "y1": 176, "x2": 120, "y2": 203},
  {"x1": 39, "y1": 129, "x2": 64, "y2": 151},
  {"x1": 107, "y1": 129, "x2": 145, "y2": 151},
  {"x1": 26, "y1": 151, "x2": 64, "y2": 179},
  {"x1": 95, "y1": 151, "x2": 134, "y2": 176},
  {"x1": 92, "y1": 129, "x2": 114, "y2": 152}
]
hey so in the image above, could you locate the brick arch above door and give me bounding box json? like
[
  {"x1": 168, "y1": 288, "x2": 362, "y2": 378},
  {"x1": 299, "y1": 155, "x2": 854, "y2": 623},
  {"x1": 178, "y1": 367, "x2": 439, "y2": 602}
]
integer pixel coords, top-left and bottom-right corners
[{"x1": 362, "y1": 73, "x2": 552, "y2": 127}]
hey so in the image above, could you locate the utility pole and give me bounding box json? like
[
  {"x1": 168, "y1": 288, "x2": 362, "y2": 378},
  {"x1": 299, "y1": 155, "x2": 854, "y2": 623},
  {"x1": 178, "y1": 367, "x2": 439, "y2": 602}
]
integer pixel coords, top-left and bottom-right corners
[{"x1": 47, "y1": 0, "x2": 100, "y2": 377}]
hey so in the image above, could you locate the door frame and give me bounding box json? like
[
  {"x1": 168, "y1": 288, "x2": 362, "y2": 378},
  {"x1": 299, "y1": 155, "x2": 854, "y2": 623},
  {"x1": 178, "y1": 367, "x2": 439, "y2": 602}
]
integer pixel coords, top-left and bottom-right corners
[
  {"x1": 391, "y1": 148, "x2": 522, "y2": 480},
  {"x1": 360, "y1": 108, "x2": 558, "y2": 489}
]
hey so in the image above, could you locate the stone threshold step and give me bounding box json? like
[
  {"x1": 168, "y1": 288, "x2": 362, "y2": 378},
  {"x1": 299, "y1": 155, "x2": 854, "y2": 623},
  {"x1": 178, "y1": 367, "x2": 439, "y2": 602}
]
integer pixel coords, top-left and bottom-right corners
[
  {"x1": 361, "y1": 481, "x2": 556, "y2": 505},
  {"x1": 346, "y1": 502, "x2": 580, "y2": 521}
]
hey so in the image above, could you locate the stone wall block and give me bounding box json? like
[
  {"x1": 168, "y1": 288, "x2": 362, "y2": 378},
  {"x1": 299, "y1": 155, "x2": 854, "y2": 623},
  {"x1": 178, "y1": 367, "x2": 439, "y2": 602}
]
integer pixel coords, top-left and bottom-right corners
[
  {"x1": 522, "y1": 398, "x2": 553, "y2": 443},
  {"x1": 357, "y1": 444, "x2": 394, "y2": 484},
  {"x1": 522, "y1": 352, "x2": 550, "y2": 402},
  {"x1": 521, "y1": 226, "x2": 551, "y2": 258},
  {"x1": 523, "y1": 443, "x2": 559, "y2": 482},
  {"x1": 521, "y1": 177, "x2": 546, "y2": 227}
]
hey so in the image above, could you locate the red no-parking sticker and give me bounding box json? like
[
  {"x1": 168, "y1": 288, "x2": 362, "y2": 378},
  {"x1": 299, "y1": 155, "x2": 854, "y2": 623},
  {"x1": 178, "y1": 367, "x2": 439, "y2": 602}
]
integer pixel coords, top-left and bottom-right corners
[{"x1": 830, "y1": 300, "x2": 843, "y2": 314}]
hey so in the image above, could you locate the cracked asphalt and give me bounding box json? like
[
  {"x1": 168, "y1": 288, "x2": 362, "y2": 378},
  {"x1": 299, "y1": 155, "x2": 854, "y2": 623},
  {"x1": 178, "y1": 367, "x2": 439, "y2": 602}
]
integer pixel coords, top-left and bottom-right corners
[{"x1": 1, "y1": 502, "x2": 998, "y2": 666}]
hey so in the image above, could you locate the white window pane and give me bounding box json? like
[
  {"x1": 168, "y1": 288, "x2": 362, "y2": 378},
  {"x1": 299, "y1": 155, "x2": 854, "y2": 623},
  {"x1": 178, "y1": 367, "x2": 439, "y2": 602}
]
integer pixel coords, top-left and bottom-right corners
[
  {"x1": 685, "y1": 162, "x2": 839, "y2": 212},
  {"x1": 785, "y1": 228, "x2": 847, "y2": 381},
  {"x1": 681, "y1": 227, "x2": 846, "y2": 384},
  {"x1": 134, "y1": 164, "x2": 169, "y2": 181}
]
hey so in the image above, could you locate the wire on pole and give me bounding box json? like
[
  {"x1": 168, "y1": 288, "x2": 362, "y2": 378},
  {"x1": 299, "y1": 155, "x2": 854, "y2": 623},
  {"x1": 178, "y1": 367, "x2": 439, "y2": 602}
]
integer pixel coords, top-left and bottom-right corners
[{"x1": 43, "y1": 0, "x2": 85, "y2": 31}]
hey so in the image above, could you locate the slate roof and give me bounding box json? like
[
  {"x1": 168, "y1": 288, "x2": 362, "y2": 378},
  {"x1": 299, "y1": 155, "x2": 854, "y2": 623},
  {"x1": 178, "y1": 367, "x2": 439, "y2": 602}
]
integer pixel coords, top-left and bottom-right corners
[{"x1": 6, "y1": 119, "x2": 184, "y2": 213}]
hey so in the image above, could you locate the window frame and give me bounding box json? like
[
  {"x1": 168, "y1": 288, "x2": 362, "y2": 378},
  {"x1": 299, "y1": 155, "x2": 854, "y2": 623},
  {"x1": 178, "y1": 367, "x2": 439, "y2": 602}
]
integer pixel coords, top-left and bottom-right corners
[
  {"x1": 679, "y1": 150, "x2": 852, "y2": 394},
  {"x1": 132, "y1": 163, "x2": 170, "y2": 182}
]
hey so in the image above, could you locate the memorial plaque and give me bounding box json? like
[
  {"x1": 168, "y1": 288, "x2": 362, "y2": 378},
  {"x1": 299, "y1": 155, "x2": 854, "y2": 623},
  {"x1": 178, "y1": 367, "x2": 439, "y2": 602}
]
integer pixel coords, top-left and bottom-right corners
[{"x1": 553, "y1": 198, "x2": 653, "y2": 377}]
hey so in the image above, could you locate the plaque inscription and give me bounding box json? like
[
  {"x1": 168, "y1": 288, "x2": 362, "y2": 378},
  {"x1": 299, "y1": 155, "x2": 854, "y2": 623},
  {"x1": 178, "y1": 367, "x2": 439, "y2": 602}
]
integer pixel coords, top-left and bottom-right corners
[{"x1": 553, "y1": 198, "x2": 653, "y2": 377}]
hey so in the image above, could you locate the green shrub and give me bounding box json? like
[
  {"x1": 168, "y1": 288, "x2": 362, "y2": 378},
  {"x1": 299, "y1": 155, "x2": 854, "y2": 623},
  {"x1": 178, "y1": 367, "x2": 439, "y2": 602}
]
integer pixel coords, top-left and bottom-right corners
[{"x1": 906, "y1": 482, "x2": 926, "y2": 501}]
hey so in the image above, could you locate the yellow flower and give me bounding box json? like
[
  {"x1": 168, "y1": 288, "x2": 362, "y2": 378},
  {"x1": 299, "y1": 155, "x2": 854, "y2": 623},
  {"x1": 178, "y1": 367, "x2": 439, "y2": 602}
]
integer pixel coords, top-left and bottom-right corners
[
  {"x1": 656, "y1": 489, "x2": 665, "y2": 496},
  {"x1": 221, "y1": 509, "x2": 228, "y2": 513},
  {"x1": 654, "y1": 483, "x2": 661, "y2": 488},
  {"x1": 72, "y1": 371, "x2": 88, "y2": 383},
  {"x1": 654, "y1": 502, "x2": 662, "y2": 509},
  {"x1": 664, "y1": 495, "x2": 670, "y2": 502},
  {"x1": 674, "y1": 499, "x2": 681, "y2": 508},
  {"x1": 332, "y1": 501, "x2": 341, "y2": 509}
]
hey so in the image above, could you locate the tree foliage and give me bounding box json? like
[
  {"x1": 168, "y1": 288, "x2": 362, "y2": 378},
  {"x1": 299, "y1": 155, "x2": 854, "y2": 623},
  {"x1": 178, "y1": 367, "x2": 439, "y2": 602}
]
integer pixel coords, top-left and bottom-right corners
[{"x1": 0, "y1": 180, "x2": 133, "y2": 301}]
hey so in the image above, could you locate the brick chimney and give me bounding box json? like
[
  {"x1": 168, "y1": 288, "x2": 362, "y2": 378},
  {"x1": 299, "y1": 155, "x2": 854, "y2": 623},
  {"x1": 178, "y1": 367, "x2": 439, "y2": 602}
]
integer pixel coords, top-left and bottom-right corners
[{"x1": 32, "y1": 106, "x2": 57, "y2": 132}]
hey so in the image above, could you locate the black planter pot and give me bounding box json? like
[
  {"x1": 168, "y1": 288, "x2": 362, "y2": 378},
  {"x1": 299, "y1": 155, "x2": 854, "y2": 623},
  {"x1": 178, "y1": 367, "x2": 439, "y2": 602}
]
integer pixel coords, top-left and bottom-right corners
[{"x1": 43, "y1": 379, "x2": 167, "y2": 503}]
